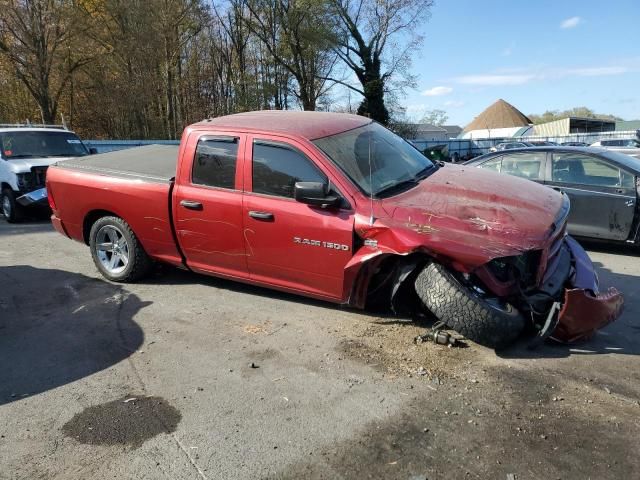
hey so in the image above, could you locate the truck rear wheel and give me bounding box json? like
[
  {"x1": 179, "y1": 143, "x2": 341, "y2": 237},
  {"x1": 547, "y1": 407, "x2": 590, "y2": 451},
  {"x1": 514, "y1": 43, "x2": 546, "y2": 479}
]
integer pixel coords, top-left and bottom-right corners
[
  {"x1": 89, "y1": 216, "x2": 151, "y2": 282},
  {"x1": 2, "y1": 188, "x2": 22, "y2": 223},
  {"x1": 414, "y1": 263, "x2": 525, "y2": 349}
]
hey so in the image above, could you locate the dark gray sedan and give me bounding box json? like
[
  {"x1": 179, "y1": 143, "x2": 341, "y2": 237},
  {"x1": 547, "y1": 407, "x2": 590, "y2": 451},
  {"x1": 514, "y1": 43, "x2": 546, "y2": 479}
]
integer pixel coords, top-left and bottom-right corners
[{"x1": 465, "y1": 147, "x2": 640, "y2": 244}]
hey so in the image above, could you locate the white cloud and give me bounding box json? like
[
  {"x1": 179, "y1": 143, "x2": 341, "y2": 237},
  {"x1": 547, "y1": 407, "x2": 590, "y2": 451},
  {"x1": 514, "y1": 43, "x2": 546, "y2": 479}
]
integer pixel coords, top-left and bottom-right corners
[
  {"x1": 444, "y1": 100, "x2": 465, "y2": 108},
  {"x1": 453, "y1": 63, "x2": 633, "y2": 87},
  {"x1": 421, "y1": 86, "x2": 453, "y2": 96},
  {"x1": 454, "y1": 74, "x2": 535, "y2": 86},
  {"x1": 565, "y1": 66, "x2": 628, "y2": 76},
  {"x1": 561, "y1": 16, "x2": 581, "y2": 29}
]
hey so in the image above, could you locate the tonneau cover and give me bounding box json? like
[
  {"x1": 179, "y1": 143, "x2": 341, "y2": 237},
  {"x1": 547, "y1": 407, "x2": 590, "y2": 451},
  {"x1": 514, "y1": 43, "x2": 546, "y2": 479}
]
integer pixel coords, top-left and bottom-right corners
[{"x1": 56, "y1": 144, "x2": 178, "y2": 182}]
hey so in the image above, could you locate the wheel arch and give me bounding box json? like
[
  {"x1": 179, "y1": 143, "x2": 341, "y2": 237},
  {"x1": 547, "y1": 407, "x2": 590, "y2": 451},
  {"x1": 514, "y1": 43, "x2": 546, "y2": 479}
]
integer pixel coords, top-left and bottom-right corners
[
  {"x1": 348, "y1": 251, "x2": 431, "y2": 313},
  {"x1": 83, "y1": 209, "x2": 122, "y2": 245}
]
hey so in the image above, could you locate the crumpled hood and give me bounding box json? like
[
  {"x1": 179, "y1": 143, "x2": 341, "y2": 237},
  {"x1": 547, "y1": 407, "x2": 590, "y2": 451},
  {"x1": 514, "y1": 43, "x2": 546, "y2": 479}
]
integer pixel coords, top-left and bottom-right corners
[
  {"x1": 7, "y1": 156, "x2": 74, "y2": 174},
  {"x1": 373, "y1": 164, "x2": 565, "y2": 267}
]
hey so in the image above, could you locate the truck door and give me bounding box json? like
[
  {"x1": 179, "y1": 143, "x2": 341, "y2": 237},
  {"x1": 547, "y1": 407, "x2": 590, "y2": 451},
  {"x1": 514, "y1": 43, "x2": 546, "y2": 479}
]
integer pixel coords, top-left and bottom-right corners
[
  {"x1": 173, "y1": 134, "x2": 249, "y2": 278},
  {"x1": 546, "y1": 152, "x2": 636, "y2": 240},
  {"x1": 243, "y1": 137, "x2": 354, "y2": 300}
]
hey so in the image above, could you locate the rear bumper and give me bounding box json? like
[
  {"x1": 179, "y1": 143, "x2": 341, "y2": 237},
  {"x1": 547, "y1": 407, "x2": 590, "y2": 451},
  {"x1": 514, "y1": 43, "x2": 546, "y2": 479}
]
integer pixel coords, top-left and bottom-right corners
[
  {"x1": 551, "y1": 236, "x2": 624, "y2": 343},
  {"x1": 51, "y1": 214, "x2": 69, "y2": 238}
]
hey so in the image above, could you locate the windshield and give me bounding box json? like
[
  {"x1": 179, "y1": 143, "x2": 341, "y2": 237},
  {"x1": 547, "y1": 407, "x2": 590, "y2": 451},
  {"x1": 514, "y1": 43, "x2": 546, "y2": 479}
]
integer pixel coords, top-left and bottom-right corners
[
  {"x1": 1, "y1": 131, "x2": 89, "y2": 159},
  {"x1": 313, "y1": 122, "x2": 436, "y2": 197}
]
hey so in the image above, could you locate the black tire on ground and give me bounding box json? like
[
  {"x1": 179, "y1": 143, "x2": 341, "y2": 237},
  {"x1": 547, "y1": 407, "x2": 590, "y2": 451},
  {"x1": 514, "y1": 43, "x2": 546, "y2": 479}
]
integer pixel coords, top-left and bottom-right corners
[
  {"x1": 1, "y1": 188, "x2": 22, "y2": 223},
  {"x1": 414, "y1": 263, "x2": 525, "y2": 349},
  {"x1": 89, "y1": 216, "x2": 152, "y2": 282}
]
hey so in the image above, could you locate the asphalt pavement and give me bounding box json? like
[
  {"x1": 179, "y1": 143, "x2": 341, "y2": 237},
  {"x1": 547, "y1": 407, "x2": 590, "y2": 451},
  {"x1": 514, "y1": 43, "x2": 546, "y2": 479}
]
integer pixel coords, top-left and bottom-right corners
[{"x1": 1, "y1": 219, "x2": 639, "y2": 479}]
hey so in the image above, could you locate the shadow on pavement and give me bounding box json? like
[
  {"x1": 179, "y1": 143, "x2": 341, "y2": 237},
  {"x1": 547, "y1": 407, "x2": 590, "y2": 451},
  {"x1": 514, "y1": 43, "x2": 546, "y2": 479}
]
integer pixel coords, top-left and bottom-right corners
[
  {"x1": 0, "y1": 265, "x2": 149, "y2": 406},
  {"x1": 142, "y1": 263, "x2": 400, "y2": 320},
  {"x1": 500, "y1": 259, "x2": 640, "y2": 359}
]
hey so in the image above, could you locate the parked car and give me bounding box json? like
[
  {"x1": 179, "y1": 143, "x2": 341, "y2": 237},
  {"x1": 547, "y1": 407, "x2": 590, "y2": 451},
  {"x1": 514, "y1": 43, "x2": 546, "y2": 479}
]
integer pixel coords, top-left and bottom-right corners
[
  {"x1": 0, "y1": 125, "x2": 93, "y2": 222},
  {"x1": 528, "y1": 141, "x2": 558, "y2": 146},
  {"x1": 489, "y1": 141, "x2": 533, "y2": 152},
  {"x1": 465, "y1": 146, "x2": 640, "y2": 244},
  {"x1": 590, "y1": 139, "x2": 640, "y2": 160},
  {"x1": 591, "y1": 139, "x2": 640, "y2": 148},
  {"x1": 46, "y1": 112, "x2": 622, "y2": 348},
  {"x1": 561, "y1": 141, "x2": 589, "y2": 147}
]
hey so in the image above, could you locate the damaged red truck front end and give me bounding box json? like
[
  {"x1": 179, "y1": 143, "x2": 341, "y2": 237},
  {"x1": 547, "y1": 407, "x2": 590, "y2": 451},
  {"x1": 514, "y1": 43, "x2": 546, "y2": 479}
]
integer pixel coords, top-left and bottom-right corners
[{"x1": 344, "y1": 162, "x2": 623, "y2": 346}]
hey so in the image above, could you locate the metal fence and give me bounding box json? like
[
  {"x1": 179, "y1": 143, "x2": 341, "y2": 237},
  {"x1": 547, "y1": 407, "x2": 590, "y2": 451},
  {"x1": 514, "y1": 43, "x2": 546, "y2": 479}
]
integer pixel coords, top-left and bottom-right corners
[{"x1": 412, "y1": 130, "x2": 640, "y2": 161}]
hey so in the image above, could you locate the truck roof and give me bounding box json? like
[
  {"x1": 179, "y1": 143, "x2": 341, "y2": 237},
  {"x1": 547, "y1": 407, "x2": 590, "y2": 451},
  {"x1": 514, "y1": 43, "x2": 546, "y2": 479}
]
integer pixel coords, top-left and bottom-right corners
[
  {"x1": 194, "y1": 111, "x2": 371, "y2": 140},
  {"x1": 0, "y1": 127, "x2": 77, "y2": 134}
]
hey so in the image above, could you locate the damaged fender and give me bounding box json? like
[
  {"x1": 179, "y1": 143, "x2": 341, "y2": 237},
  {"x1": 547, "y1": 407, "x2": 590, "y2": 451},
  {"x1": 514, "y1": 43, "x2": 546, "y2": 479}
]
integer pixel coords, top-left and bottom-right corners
[{"x1": 551, "y1": 236, "x2": 624, "y2": 343}]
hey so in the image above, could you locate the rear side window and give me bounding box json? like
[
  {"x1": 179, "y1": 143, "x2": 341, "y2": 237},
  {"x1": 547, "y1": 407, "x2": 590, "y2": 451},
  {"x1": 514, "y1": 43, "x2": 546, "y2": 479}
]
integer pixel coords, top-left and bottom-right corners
[
  {"x1": 499, "y1": 152, "x2": 545, "y2": 180},
  {"x1": 192, "y1": 138, "x2": 238, "y2": 189},
  {"x1": 252, "y1": 142, "x2": 326, "y2": 198}
]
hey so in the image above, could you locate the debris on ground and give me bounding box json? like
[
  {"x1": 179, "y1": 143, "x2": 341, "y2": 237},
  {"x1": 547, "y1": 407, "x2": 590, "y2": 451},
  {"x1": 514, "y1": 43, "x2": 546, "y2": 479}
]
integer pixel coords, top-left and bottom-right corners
[{"x1": 414, "y1": 322, "x2": 465, "y2": 347}]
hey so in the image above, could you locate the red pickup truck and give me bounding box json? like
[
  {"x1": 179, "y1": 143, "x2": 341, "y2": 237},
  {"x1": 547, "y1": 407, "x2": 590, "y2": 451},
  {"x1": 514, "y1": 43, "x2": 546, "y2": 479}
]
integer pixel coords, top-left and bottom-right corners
[{"x1": 46, "y1": 111, "x2": 623, "y2": 348}]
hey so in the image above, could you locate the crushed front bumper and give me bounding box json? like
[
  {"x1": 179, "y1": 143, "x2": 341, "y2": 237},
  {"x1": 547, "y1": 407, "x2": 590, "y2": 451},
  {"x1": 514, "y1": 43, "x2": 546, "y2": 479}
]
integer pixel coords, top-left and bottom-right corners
[
  {"x1": 16, "y1": 187, "x2": 48, "y2": 207},
  {"x1": 550, "y1": 236, "x2": 624, "y2": 343}
]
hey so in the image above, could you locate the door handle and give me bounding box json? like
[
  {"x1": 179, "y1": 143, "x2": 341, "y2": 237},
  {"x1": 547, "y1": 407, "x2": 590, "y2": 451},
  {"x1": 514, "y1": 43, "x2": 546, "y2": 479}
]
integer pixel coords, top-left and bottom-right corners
[
  {"x1": 551, "y1": 186, "x2": 563, "y2": 192},
  {"x1": 180, "y1": 200, "x2": 203, "y2": 210},
  {"x1": 248, "y1": 210, "x2": 274, "y2": 221}
]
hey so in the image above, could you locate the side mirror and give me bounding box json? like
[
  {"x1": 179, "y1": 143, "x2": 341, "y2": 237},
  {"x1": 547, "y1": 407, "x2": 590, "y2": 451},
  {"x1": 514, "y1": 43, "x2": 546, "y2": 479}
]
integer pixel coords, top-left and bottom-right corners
[
  {"x1": 89, "y1": 147, "x2": 98, "y2": 154},
  {"x1": 294, "y1": 181, "x2": 341, "y2": 208}
]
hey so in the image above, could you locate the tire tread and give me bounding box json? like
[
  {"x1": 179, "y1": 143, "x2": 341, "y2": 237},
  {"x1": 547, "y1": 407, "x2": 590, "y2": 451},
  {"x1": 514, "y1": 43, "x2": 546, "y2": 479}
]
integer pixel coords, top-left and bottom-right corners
[{"x1": 414, "y1": 263, "x2": 525, "y2": 349}]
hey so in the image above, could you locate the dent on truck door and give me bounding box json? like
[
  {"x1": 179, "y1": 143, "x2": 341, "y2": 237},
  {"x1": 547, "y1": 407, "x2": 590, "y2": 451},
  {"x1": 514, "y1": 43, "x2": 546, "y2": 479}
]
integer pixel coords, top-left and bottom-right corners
[
  {"x1": 244, "y1": 140, "x2": 354, "y2": 300},
  {"x1": 173, "y1": 135, "x2": 249, "y2": 277}
]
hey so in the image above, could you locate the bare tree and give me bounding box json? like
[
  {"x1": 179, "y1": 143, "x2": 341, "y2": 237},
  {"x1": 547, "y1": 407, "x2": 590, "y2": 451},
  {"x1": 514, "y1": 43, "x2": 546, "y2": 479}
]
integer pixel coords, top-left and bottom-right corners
[
  {"x1": 326, "y1": 0, "x2": 433, "y2": 125},
  {"x1": 0, "y1": 0, "x2": 95, "y2": 123},
  {"x1": 242, "y1": 0, "x2": 337, "y2": 111}
]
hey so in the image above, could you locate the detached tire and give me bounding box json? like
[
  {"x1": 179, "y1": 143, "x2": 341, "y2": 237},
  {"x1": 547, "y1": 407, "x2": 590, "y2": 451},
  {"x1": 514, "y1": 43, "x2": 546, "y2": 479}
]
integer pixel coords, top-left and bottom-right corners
[
  {"x1": 2, "y1": 188, "x2": 22, "y2": 223},
  {"x1": 89, "y1": 216, "x2": 151, "y2": 282},
  {"x1": 414, "y1": 263, "x2": 525, "y2": 349}
]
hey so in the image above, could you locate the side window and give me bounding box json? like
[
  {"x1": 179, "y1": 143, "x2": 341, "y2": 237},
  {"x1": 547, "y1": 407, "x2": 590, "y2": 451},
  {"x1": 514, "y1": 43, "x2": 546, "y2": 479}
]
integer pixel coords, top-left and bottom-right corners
[
  {"x1": 192, "y1": 138, "x2": 238, "y2": 189},
  {"x1": 552, "y1": 153, "x2": 625, "y2": 187},
  {"x1": 500, "y1": 152, "x2": 544, "y2": 180},
  {"x1": 252, "y1": 142, "x2": 326, "y2": 198},
  {"x1": 621, "y1": 170, "x2": 635, "y2": 188},
  {"x1": 480, "y1": 157, "x2": 502, "y2": 172}
]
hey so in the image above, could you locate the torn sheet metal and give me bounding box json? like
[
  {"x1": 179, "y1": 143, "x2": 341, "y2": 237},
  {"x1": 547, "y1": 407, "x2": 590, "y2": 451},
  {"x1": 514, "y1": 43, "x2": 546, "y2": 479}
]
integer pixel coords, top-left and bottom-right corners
[
  {"x1": 551, "y1": 236, "x2": 624, "y2": 342},
  {"x1": 552, "y1": 287, "x2": 623, "y2": 343}
]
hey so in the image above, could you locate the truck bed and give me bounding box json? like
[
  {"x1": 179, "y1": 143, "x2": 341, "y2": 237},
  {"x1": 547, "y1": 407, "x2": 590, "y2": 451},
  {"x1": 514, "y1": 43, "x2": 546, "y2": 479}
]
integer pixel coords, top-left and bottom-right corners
[
  {"x1": 55, "y1": 144, "x2": 178, "y2": 182},
  {"x1": 46, "y1": 144, "x2": 184, "y2": 268}
]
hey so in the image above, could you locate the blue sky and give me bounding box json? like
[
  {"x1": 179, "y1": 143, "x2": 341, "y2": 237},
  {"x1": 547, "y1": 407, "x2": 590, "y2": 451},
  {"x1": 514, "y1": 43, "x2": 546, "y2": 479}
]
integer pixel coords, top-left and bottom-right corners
[{"x1": 400, "y1": 0, "x2": 640, "y2": 126}]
